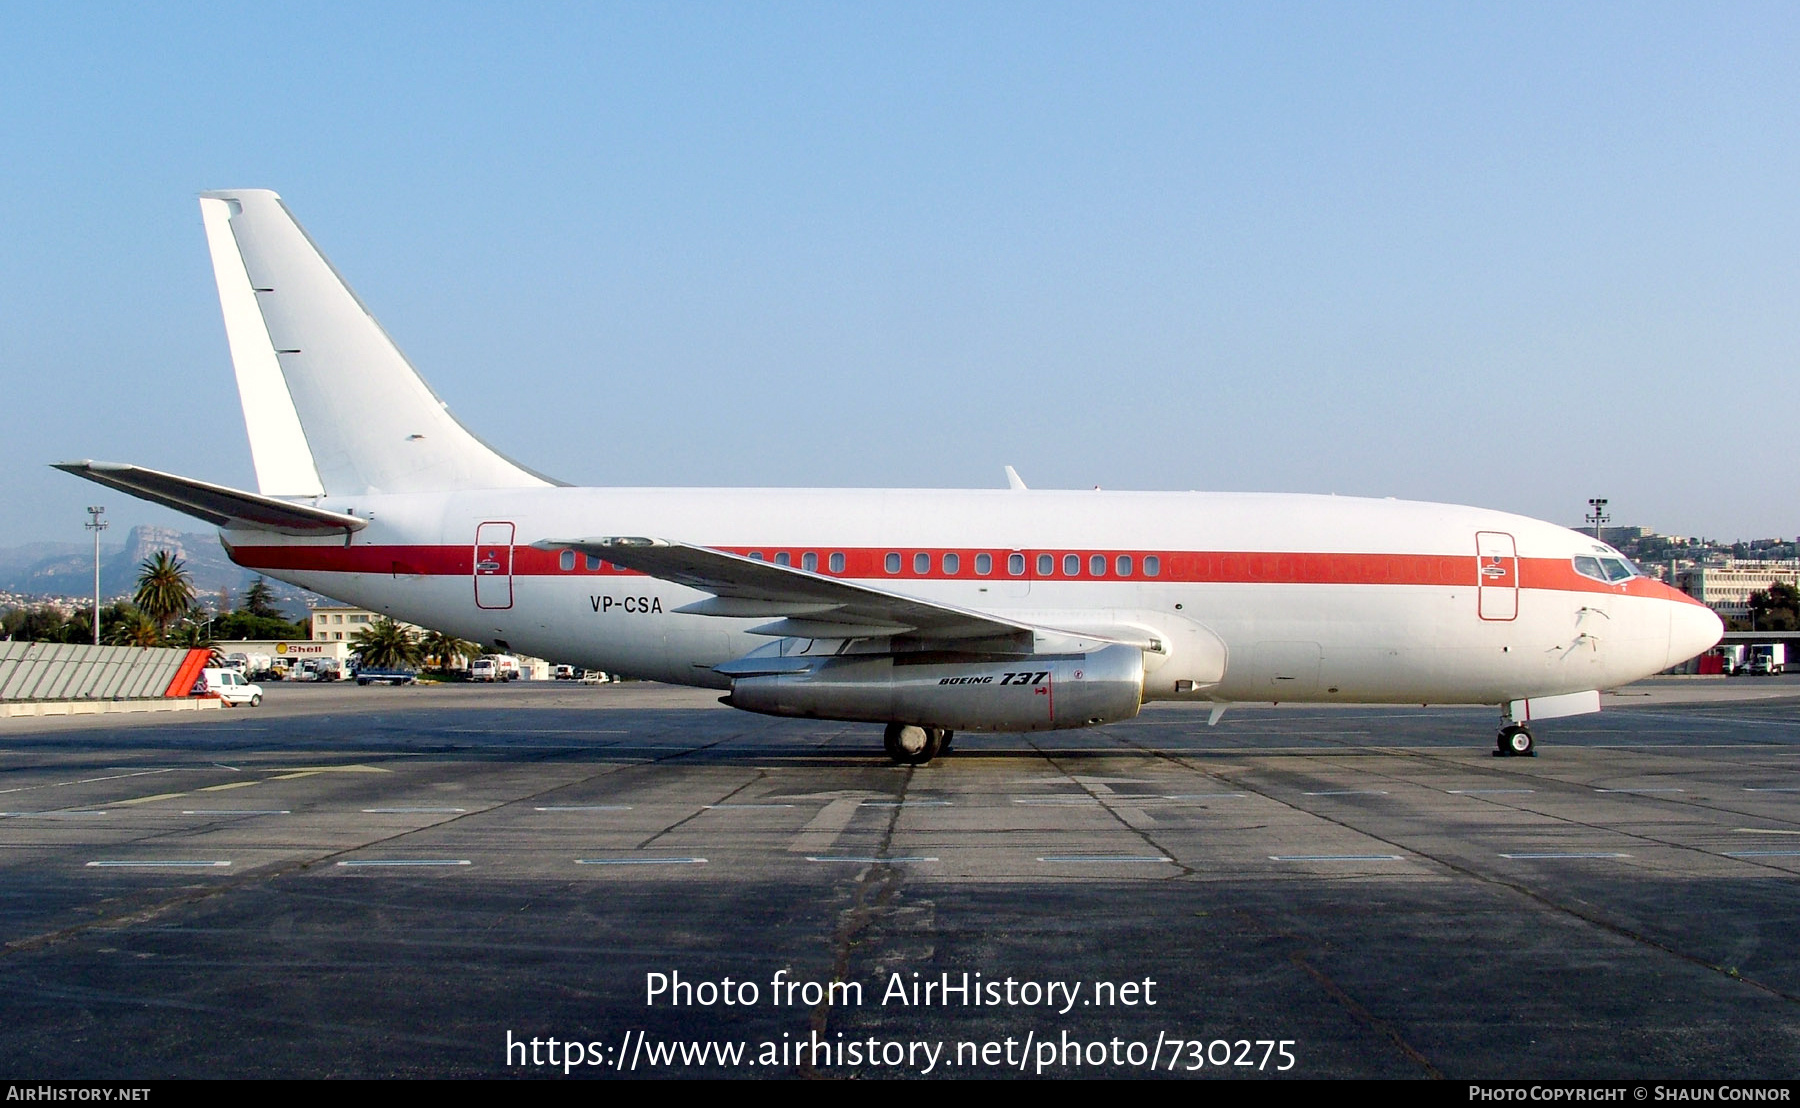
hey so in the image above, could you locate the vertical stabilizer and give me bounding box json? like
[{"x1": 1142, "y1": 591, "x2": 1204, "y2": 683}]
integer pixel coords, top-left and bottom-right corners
[{"x1": 198, "y1": 189, "x2": 554, "y2": 496}]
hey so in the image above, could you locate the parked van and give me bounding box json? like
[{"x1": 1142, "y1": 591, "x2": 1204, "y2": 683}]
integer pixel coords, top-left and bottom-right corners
[{"x1": 197, "y1": 668, "x2": 263, "y2": 707}]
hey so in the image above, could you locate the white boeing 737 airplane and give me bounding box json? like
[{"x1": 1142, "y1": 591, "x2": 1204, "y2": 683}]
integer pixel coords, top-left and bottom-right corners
[{"x1": 58, "y1": 190, "x2": 1722, "y2": 763}]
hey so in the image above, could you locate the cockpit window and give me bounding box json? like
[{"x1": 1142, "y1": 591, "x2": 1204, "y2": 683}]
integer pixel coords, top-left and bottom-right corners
[{"x1": 1573, "y1": 555, "x2": 1638, "y2": 584}]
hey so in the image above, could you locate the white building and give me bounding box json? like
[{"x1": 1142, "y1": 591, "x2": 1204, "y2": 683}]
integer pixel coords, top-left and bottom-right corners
[
  {"x1": 1678, "y1": 561, "x2": 1800, "y2": 623},
  {"x1": 311, "y1": 604, "x2": 424, "y2": 642}
]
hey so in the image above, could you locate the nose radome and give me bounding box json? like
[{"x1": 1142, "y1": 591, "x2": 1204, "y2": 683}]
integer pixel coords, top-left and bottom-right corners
[{"x1": 1667, "y1": 592, "x2": 1724, "y2": 669}]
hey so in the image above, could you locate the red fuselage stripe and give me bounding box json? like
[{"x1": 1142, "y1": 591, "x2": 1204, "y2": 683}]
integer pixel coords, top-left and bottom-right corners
[{"x1": 225, "y1": 543, "x2": 1686, "y2": 602}]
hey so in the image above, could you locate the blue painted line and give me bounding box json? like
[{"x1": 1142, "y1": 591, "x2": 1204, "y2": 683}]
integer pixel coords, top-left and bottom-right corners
[
  {"x1": 1499, "y1": 852, "x2": 1630, "y2": 859},
  {"x1": 1039, "y1": 855, "x2": 1173, "y2": 863},
  {"x1": 337, "y1": 859, "x2": 471, "y2": 867},
  {"x1": 576, "y1": 857, "x2": 706, "y2": 865},
  {"x1": 1269, "y1": 854, "x2": 1403, "y2": 862},
  {"x1": 805, "y1": 856, "x2": 938, "y2": 863},
  {"x1": 87, "y1": 860, "x2": 230, "y2": 868}
]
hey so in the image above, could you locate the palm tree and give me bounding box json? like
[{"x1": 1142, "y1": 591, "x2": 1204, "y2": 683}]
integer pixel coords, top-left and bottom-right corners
[
  {"x1": 349, "y1": 618, "x2": 421, "y2": 671},
  {"x1": 110, "y1": 609, "x2": 162, "y2": 648},
  {"x1": 134, "y1": 551, "x2": 196, "y2": 633},
  {"x1": 420, "y1": 630, "x2": 479, "y2": 672}
]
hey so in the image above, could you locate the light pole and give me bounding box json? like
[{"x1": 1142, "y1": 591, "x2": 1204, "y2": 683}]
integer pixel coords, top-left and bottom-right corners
[
  {"x1": 1586, "y1": 498, "x2": 1610, "y2": 542},
  {"x1": 84, "y1": 506, "x2": 107, "y2": 646}
]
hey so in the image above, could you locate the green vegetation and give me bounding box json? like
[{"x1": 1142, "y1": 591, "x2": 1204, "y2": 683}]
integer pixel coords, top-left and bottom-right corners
[
  {"x1": 132, "y1": 551, "x2": 196, "y2": 633},
  {"x1": 214, "y1": 576, "x2": 307, "y2": 641},
  {"x1": 1745, "y1": 583, "x2": 1800, "y2": 632},
  {"x1": 420, "y1": 629, "x2": 479, "y2": 673},
  {"x1": 349, "y1": 617, "x2": 421, "y2": 671}
]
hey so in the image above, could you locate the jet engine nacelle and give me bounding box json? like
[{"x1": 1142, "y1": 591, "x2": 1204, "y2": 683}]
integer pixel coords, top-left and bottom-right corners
[{"x1": 723, "y1": 642, "x2": 1145, "y2": 732}]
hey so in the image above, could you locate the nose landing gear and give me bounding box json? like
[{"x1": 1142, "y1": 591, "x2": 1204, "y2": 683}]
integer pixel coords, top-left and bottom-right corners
[
  {"x1": 883, "y1": 723, "x2": 953, "y2": 765},
  {"x1": 1495, "y1": 724, "x2": 1535, "y2": 757}
]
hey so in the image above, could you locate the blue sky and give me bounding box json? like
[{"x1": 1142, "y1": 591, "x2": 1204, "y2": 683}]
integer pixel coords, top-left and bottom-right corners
[{"x1": 2, "y1": 3, "x2": 1796, "y2": 544}]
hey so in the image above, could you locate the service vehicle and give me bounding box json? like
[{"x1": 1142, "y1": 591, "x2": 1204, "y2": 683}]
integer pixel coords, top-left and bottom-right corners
[{"x1": 197, "y1": 667, "x2": 263, "y2": 707}]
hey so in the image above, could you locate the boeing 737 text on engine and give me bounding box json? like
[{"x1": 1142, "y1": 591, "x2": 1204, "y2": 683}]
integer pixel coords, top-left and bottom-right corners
[{"x1": 57, "y1": 190, "x2": 1722, "y2": 763}]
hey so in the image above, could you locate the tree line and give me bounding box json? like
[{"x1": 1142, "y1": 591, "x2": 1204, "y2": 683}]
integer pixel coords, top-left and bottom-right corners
[{"x1": 2, "y1": 550, "x2": 482, "y2": 676}]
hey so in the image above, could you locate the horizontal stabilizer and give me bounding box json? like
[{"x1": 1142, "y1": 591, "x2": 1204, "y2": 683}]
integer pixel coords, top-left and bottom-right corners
[{"x1": 53, "y1": 461, "x2": 366, "y2": 537}]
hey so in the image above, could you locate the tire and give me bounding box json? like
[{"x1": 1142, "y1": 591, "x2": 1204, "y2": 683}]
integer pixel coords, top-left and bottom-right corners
[
  {"x1": 1498, "y1": 724, "x2": 1534, "y2": 757},
  {"x1": 249, "y1": 694, "x2": 262, "y2": 707},
  {"x1": 882, "y1": 723, "x2": 942, "y2": 766}
]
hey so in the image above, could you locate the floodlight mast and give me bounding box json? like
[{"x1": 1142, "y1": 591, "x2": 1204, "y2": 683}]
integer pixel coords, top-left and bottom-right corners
[
  {"x1": 1586, "y1": 498, "x2": 1610, "y2": 542},
  {"x1": 85, "y1": 506, "x2": 107, "y2": 646}
]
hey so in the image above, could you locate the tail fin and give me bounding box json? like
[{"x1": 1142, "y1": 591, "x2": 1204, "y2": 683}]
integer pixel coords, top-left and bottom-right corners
[{"x1": 198, "y1": 189, "x2": 555, "y2": 496}]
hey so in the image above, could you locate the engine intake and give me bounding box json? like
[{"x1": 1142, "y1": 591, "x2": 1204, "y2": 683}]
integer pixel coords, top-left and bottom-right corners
[{"x1": 723, "y1": 643, "x2": 1144, "y2": 732}]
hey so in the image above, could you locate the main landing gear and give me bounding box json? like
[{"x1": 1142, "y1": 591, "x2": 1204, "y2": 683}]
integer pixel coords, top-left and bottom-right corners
[
  {"x1": 1495, "y1": 723, "x2": 1535, "y2": 757},
  {"x1": 884, "y1": 723, "x2": 953, "y2": 766}
]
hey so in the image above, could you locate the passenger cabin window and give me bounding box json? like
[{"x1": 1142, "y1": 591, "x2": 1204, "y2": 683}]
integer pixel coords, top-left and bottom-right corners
[
  {"x1": 1090, "y1": 554, "x2": 1106, "y2": 576},
  {"x1": 1008, "y1": 553, "x2": 1025, "y2": 576},
  {"x1": 1037, "y1": 553, "x2": 1053, "y2": 576},
  {"x1": 559, "y1": 550, "x2": 575, "y2": 571},
  {"x1": 975, "y1": 553, "x2": 993, "y2": 575},
  {"x1": 801, "y1": 552, "x2": 817, "y2": 572},
  {"x1": 748, "y1": 552, "x2": 764, "y2": 561},
  {"x1": 585, "y1": 554, "x2": 602, "y2": 571},
  {"x1": 943, "y1": 553, "x2": 960, "y2": 575},
  {"x1": 829, "y1": 552, "x2": 845, "y2": 573},
  {"x1": 1144, "y1": 556, "x2": 1161, "y2": 577},
  {"x1": 774, "y1": 552, "x2": 790, "y2": 566},
  {"x1": 1116, "y1": 555, "x2": 1132, "y2": 576},
  {"x1": 913, "y1": 552, "x2": 929, "y2": 574},
  {"x1": 885, "y1": 552, "x2": 901, "y2": 574},
  {"x1": 1063, "y1": 554, "x2": 1080, "y2": 576}
]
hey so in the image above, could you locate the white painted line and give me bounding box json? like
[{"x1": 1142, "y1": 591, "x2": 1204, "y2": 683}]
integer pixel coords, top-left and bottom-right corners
[
  {"x1": 361, "y1": 807, "x2": 467, "y2": 813},
  {"x1": 1743, "y1": 788, "x2": 1800, "y2": 792},
  {"x1": 1447, "y1": 789, "x2": 1537, "y2": 795},
  {"x1": 1039, "y1": 855, "x2": 1173, "y2": 863},
  {"x1": 1725, "y1": 850, "x2": 1800, "y2": 857},
  {"x1": 806, "y1": 856, "x2": 939, "y2": 863},
  {"x1": 87, "y1": 860, "x2": 230, "y2": 868},
  {"x1": 1303, "y1": 790, "x2": 1390, "y2": 796},
  {"x1": 182, "y1": 809, "x2": 289, "y2": 815},
  {"x1": 535, "y1": 805, "x2": 632, "y2": 811},
  {"x1": 1160, "y1": 793, "x2": 1248, "y2": 799},
  {"x1": 1499, "y1": 852, "x2": 1631, "y2": 859},
  {"x1": 575, "y1": 857, "x2": 706, "y2": 865},
  {"x1": 1733, "y1": 828, "x2": 1800, "y2": 835},
  {"x1": 705, "y1": 803, "x2": 795, "y2": 809},
  {"x1": 861, "y1": 800, "x2": 953, "y2": 807},
  {"x1": 1594, "y1": 788, "x2": 1685, "y2": 794},
  {"x1": 1269, "y1": 854, "x2": 1404, "y2": 862},
  {"x1": 337, "y1": 859, "x2": 471, "y2": 867},
  {"x1": 9, "y1": 811, "x2": 109, "y2": 818},
  {"x1": 1013, "y1": 797, "x2": 1100, "y2": 805}
]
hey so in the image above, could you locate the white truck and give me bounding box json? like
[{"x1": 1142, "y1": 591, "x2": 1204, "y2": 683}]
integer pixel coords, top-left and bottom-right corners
[
  {"x1": 470, "y1": 654, "x2": 522, "y2": 682},
  {"x1": 1748, "y1": 643, "x2": 1787, "y2": 676}
]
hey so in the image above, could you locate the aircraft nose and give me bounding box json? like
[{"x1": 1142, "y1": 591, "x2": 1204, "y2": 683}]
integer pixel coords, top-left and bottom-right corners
[{"x1": 1666, "y1": 590, "x2": 1724, "y2": 669}]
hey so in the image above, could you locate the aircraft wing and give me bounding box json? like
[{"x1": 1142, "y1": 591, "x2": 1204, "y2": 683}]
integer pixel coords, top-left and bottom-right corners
[
  {"x1": 53, "y1": 461, "x2": 367, "y2": 537},
  {"x1": 534, "y1": 537, "x2": 1152, "y2": 647}
]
